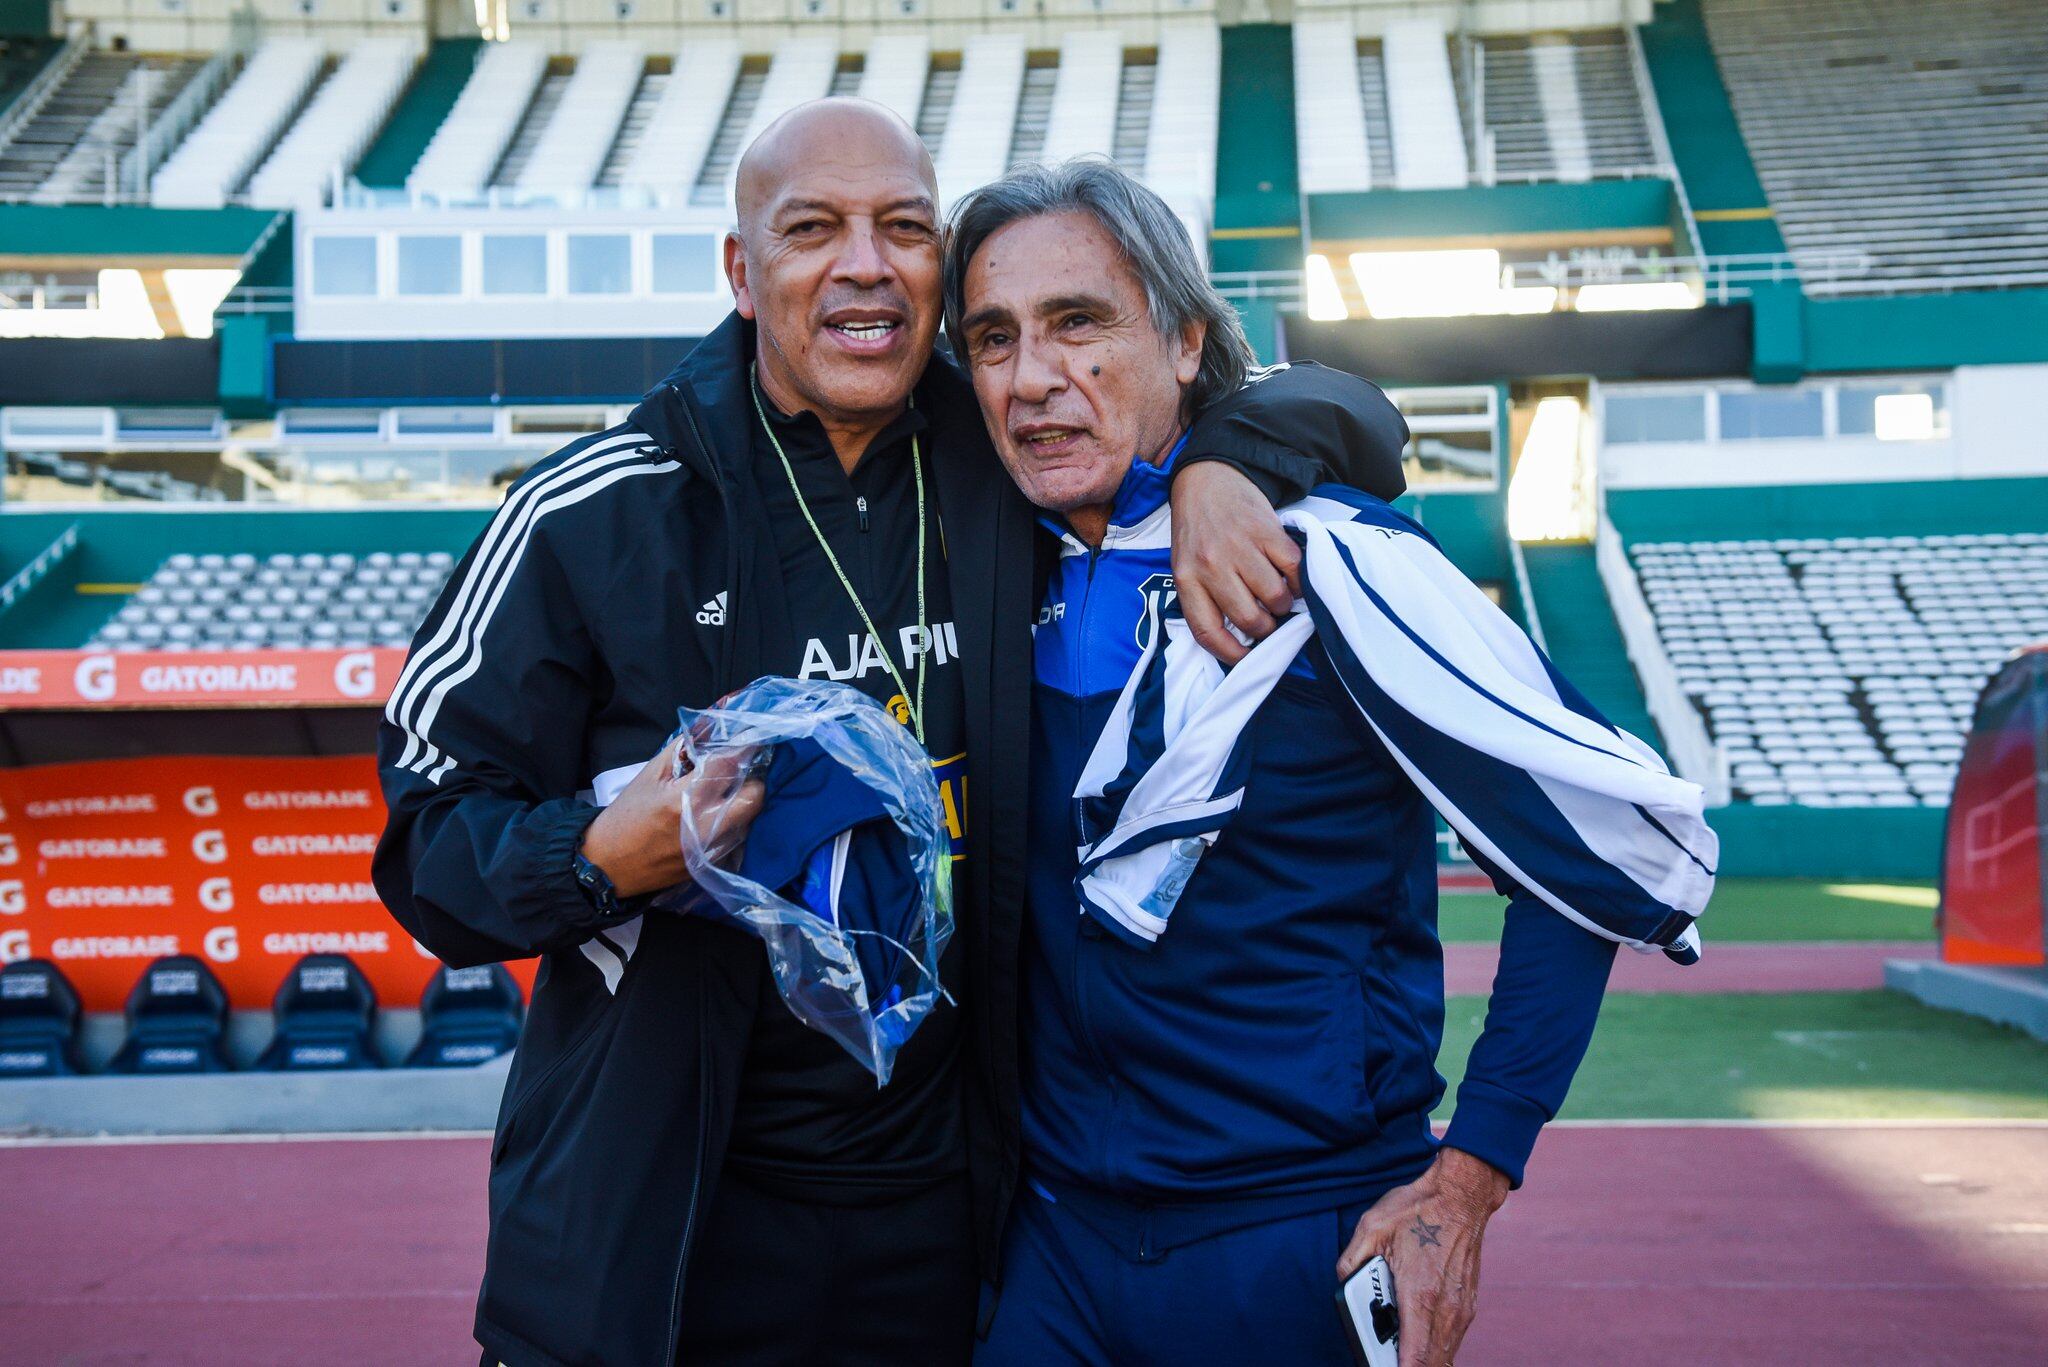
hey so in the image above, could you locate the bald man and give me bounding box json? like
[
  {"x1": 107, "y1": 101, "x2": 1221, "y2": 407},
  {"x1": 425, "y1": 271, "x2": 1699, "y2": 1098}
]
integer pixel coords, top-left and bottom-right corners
[{"x1": 376, "y1": 100, "x2": 1397, "y2": 1367}]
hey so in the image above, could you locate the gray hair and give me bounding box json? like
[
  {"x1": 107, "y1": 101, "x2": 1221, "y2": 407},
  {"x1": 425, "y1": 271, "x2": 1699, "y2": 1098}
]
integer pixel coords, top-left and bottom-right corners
[{"x1": 943, "y1": 158, "x2": 1253, "y2": 420}]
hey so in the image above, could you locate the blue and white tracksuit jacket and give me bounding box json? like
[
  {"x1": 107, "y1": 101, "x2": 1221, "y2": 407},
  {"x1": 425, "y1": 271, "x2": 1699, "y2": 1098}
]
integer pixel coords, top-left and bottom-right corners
[{"x1": 1021, "y1": 450, "x2": 1716, "y2": 1223}]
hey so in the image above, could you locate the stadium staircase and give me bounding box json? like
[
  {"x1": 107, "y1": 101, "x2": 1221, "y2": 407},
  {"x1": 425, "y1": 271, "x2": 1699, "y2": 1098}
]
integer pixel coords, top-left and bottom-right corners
[
  {"x1": 1111, "y1": 49, "x2": 1155, "y2": 178},
  {"x1": 1702, "y1": 0, "x2": 2048, "y2": 292},
  {"x1": 592, "y1": 60, "x2": 667, "y2": 188},
  {"x1": 913, "y1": 56, "x2": 958, "y2": 161},
  {"x1": 689, "y1": 59, "x2": 765, "y2": 206},
  {"x1": 1005, "y1": 57, "x2": 1057, "y2": 170},
  {"x1": 0, "y1": 49, "x2": 185, "y2": 198},
  {"x1": 1521, "y1": 541, "x2": 1665, "y2": 755},
  {"x1": 0, "y1": 34, "x2": 57, "y2": 119},
  {"x1": 486, "y1": 60, "x2": 569, "y2": 189},
  {"x1": 611, "y1": 40, "x2": 738, "y2": 199}
]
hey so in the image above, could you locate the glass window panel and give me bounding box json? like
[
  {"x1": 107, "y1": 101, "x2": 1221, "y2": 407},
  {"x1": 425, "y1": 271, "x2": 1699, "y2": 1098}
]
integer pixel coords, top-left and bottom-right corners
[
  {"x1": 566, "y1": 234, "x2": 632, "y2": 295},
  {"x1": 1403, "y1": 429, "x2": 1497, "y2": 489},
  {"x1": 1837, "y1": 381, "x2": 1949, "y2": 439},
  {"x1": 651, "y1": 233, "x2": 717, "y2": 294},
  {"x1": 311, "y1": 236, "x2": 378, "y2": 297},
  {"x1": 1604, "y1": 392, "x2": 1706, "y2": 444},
  {"x1": 482, "y1": 234, "x2": 548, "y2": 296},
  {"x1": 394, "y1": 408, "x2": 496, "y2": 436},
  {"x1": 1718, "y1": 388, "x2": 1824, "y2": 440},
  {"x1": 281, "y1": 408, "x2": 383, "y2": 437},
  {"x1": 396, "y1": 236, "x2": 462, "y2": 296}
]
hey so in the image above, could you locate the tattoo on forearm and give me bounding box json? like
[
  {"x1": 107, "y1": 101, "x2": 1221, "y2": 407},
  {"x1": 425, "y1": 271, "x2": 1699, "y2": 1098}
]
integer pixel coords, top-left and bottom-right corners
[{"x1": 1410, "y1": 1216, "x2": 1442, "y2": 1249}]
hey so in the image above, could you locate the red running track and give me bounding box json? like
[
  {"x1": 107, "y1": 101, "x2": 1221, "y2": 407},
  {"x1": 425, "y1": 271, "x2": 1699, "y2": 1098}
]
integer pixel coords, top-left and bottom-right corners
[
  {"x1": 1443, "y1": 939, "x2": 1935, "y2": 996},
  {"x1": 1, "y1": 1123, "x2": 2044, "y2": 1365}
]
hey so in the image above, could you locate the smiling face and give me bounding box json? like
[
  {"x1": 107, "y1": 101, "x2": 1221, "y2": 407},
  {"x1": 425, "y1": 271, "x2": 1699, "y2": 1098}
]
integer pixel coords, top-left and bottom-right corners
[
  {"x1": 727, "y1": 101, "x2": 942, "y2": 433},
  {"x1": 956, "y1": 211, "x2": 1203, "y2": 527}
]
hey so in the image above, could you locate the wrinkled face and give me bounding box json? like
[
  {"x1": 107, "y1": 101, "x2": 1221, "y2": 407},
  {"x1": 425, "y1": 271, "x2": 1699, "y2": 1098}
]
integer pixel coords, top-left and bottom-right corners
[
  {"x1": 956, "y1": 211, "x2": 1202, "y2": 514},
  {"x1": 726, "y1": 123, "x2": 941, "y2": 424}
]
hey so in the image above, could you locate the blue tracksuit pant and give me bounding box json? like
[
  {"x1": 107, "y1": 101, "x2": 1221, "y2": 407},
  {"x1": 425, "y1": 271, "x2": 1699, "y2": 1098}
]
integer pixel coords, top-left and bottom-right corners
[{"x1": 975, "y1": 1181, "x2": 1384, "y2": 1367}]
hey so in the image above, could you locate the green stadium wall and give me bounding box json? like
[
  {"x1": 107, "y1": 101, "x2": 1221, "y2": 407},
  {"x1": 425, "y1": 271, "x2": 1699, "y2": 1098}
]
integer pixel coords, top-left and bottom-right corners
[{"x1": 0, "y1": 0, "x2": 50, "y2": 37}]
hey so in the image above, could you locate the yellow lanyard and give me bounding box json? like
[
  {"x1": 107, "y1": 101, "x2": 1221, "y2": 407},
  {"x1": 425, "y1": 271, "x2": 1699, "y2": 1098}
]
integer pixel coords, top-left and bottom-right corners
[{"x1": 750, "y1": 368, "x2": 929, "y2": 747}]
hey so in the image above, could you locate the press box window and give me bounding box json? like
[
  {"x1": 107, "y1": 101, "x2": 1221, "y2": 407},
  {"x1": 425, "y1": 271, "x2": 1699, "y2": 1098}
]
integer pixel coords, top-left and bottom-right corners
[
  {"x1": 1838, "y1": 381, "x2": 1949, "y2": 441},
  {"x1": 651, "y1": 233, "x2": 716, "y2": 294},
  {"x1": 566, "y1": 235, "x2": 632, "y2": 295},
  {"x1": 397, "y1": 236, "x2": 463, "y2": 296},
  {"x1": 310, "y1": 236, "x2": 378, "y2": 297},
  {"x1": 1604, "y1": 391, "x2": 1707, "y2": 444},
  {"x1": 482, "y1": 234, "x2": 548, "y2": 296},
  {"x1": 1718, "y1": 388, "x2": 1823, "y2": 441}
]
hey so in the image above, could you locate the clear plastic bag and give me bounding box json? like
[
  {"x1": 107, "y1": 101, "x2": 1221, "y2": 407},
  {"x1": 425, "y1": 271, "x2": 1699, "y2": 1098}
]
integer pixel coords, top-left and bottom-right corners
[{"x1": 656, "y1": 677, "x2": 954, "y2": 1084}]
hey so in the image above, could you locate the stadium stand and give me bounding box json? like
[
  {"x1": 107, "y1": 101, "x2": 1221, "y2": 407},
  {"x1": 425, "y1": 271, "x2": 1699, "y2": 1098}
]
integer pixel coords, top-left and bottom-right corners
[
  {"x1": 607, "y1": 40, "x2": 736, "y2": 196},
  {"x1": 244, "y1": 35, "x2": 420, "y2": 209},
  {"x1": 406, "y1": 964, "x2": 524, "y2": 1068},
  {"x1": 0, "y1": 959, "x2": 84, "y2": 1078},
  {"x1": 0, "y1": 44, "x2": 199, "y2": 199},
  {"x1": 509, "y1": 38, "x2": 641, "y2": 197},
  {"x1": 88, "y1": 549, "x2": 456, "y2": 652},
  {"x1": 1633, "y1": 533, "x2": 2048, "y2": 806},
  {"x1": 1703, "y1": 0, "x2": 2048, "y2": 292},
  {"x1": 255, "y1": 954, "x2": 381, "y2": 1071},
  {"x1": 106, "y1": 955, "x2": 233, "y2": 1074},
  {"x1": 150, "y1": 36, "x2": 326, "y2": 209},
  {"x1": 404, "y1": 38, "x2": 545, "y2": 200}
]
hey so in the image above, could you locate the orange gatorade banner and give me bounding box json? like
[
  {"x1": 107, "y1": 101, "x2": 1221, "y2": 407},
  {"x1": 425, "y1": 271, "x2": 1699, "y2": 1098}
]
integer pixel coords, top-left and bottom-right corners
[
  {"x1": 0, "y1": 755, "x2": 536, "y2": 1011},
  {"x1": 0, "y1": 648, "x2": 409, "y2": 709}
]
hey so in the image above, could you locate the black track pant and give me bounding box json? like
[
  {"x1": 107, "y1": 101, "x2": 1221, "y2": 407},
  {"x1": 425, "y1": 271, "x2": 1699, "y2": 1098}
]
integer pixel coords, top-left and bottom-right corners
[{"x1": 674, "y1": 1168, "x2": 978, "y2": 1367}]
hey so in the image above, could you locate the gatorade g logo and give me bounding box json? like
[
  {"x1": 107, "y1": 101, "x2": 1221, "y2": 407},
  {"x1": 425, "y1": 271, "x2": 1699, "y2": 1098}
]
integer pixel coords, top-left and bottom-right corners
[
  {"x1": 183, "y1": 785, "x2": 219, "y2": 817},
  {"x1": 203, "y1": 925, "x2": 239, "y2": 963},
  {"x1": 334, "y1": 651, "x2": 377, "y2": 699},
  {"x1": 0, "y1": 881, "x2": 23, "y2": 915},
  {"x1": 0, "y1": 929, "x2": 27, "y2": 962},
  {"x1": 0, "y1": 834, "x2": 15, "y2": 866},
  {"x1": 75, "y1": 654, "x2": 116, "y2": 703},
  {"x1": 192, "y1": 830, "x2": 228, "y2": 864},
  {"x1": 199, "y1": 877, "x2": 234, "y2": 912}
]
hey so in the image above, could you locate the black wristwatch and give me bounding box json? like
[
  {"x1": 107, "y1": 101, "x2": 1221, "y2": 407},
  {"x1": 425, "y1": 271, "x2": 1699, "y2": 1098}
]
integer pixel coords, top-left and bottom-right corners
[{"x1": 572, "y1": 851, "x2": 623, "y2": 918}]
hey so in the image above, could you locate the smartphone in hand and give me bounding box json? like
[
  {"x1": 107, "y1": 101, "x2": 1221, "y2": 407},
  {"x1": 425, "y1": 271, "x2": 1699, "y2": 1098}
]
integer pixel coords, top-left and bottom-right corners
[{"x1": 1336, "y1": 1254, "x2": 1400, "y2": 1367}]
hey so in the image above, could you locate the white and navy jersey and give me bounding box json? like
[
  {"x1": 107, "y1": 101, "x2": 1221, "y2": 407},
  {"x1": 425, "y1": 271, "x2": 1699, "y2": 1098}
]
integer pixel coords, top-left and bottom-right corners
[{"x1": 1021, "y1": 446, "x2": 1713, "y2": 1210}]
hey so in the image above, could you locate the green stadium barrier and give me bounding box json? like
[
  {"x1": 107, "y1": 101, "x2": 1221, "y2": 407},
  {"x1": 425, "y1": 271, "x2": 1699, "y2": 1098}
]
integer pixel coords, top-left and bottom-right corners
[
  {"x1": 1709, "y1": 805, "x2": 1946, "y2": 880},
  {"x1": 1306, "y1": 181, "x2": 1676, "y2": 244}
]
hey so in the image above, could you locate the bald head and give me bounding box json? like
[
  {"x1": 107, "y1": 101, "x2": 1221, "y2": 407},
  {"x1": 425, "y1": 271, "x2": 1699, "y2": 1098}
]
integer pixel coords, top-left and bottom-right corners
[
  {"x1": 735, "y1": 98, "x2": 936, "y2": 235},
  {"x1": 723, "y1": 97, "x2": 944, "y2": 464}
]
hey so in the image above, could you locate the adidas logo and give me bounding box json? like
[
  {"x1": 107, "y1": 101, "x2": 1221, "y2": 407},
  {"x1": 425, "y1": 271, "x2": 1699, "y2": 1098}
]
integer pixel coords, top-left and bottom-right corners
[{"x1": 695, "y1": 591, "x2": 727, "y2": 627}]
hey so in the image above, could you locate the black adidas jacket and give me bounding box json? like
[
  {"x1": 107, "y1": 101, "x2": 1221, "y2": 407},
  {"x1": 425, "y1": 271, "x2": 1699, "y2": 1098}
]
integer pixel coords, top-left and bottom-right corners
[{"x1": 372, "y1": 313, "x2": 1407, "y2": 1366}]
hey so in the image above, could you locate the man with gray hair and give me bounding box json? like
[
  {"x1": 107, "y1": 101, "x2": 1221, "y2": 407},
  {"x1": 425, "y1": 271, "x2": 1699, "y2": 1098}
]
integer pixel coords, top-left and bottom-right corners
[{"x1": 948, "y1": 160, "x2": 1713, "y2": 1367}]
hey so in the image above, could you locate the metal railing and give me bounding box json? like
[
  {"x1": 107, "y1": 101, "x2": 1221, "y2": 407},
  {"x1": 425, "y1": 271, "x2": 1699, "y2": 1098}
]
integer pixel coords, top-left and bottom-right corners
[
  {"x1": 0, "y1": 26, "x2": 89, "y2": 163},
  {"x1": 1212, "y1": 249, "x2": 1869, "y2": 317},
  {"x1": 213, "y1": 284, "x2": 296, "y2": 316},
  {"x1": 1595, "y1": 518, "x2": 1730, "y2": 804},
  {"x1": 0, "y1": 522, "x2": 80, "y2": 615},
  {"x1": 117, "y1": 15, "x2": 258, "y2": 203}
]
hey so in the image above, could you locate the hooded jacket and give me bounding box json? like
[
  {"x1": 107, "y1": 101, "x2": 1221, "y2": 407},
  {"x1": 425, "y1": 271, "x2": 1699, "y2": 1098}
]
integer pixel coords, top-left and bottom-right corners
[{"x1": 372, "y1": 316, "x2": 1405, "y2": 1365}]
